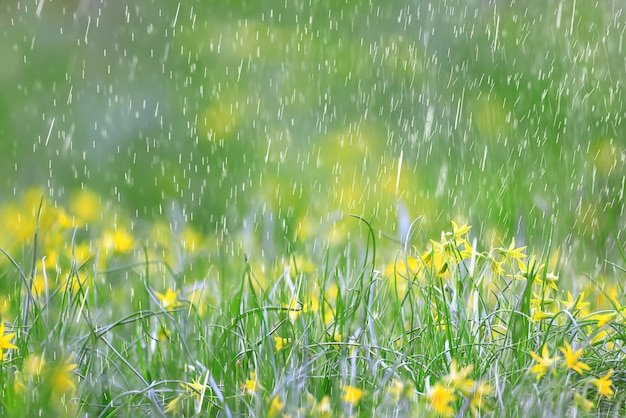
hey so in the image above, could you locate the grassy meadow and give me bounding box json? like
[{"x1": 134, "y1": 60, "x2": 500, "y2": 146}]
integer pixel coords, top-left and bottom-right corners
[{"x1": 0, "y1": 189, "x2": 624, "y2": 417}]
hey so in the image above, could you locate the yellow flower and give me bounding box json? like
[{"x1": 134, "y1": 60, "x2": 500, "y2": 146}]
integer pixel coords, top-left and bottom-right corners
[
  {"x1": 498, "y1": 237, "x2": 527, "y2": 270},
  {"x1": 450, "y1": 220, "x2": 471, "y2": 239},
  {"x1": 52, "y1": 357, "x2": 78, "y2": 394},
  {"x1": 13, "y1": 372, "x2": 26, "y2": 394},
  {"x1": 102, "y1": 228, "x2": 135, "y2": 254},
  {"x1": 341, "y1": 385, "x2": 363, "y2": 404},
  {"x1": 181, "y1": 377, "x2": 209, "y2": 400},
  {"x1": 285, "y1": 298, "x2": 303, "y2": 322},
  {"x1": 242, "y1": 370, "x2": 258, "y2": 395},
  {"x1": 313, "y1": 395, "x2": 332, "y2": 417},
  {"x1": 158, "y1": 327, "x2": 171, "y2": 341},
  {"x1": 164, "y1": 394, "x2": 183, "y2": 413},
  {"x1": 427, "y1": 382, "x2": 456, "y2": 417},
  {"x1": 529, "y1": 344, "x2": 559, "y2": 378},
  {"x1": 559, "y1": 342, "x2": 591, "y2": 374},
  {"x1": 24, "y1": 354, "x2": 45, "y2": 376},
  {"x1": 470, "y1": 381, "x2": 493, "y2": 413},
  {"x1": 586, "y1": 312, "x2": 617, "y2": 328},
  {"x1": 0, "y1": 322, "x2": 17, "y2": 357},
  {"x1": 590, "y1": 370, "x2": 614, "y2": 398},
  {"x1": 268, "y1": 395, "x2": 284, "y2": 418},
  {"x1": 155, "y1": 288, "x2": 182, "y2": 310},
  {"x1": 70, "y1": 189, "x2": 101, "y2": 224},
  {"x1": 273, "y1": 335, "x2": 290, "y2": 351},
  {"x1": 387, "y1": 379, "x2": 414, "y2": 401},
  {"x1": 562, "y1": 292, "x2": 590, "y2": 313},
  {"x1": 443, "y1": 361, "x2": 474, "y2": 396}
]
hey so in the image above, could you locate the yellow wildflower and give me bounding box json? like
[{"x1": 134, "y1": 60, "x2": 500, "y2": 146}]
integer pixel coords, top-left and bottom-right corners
[
  {"x1": 450, "y1": 220, "x2": 471, "y2": 240},
  {"x1": 559, "y1": 342, "x2": 591, "y2": 374},
  {"x1": 427, "y1": 382, "x2": 456, "y2": 417},
  {"x1": 155, "y1": 288, "x2": 182, "y2": 310},
  {"x1": 181, "y1": 377, "x2": 209, "y2": 401},
  {"x1": 52, "y1": 357, "x2": 78, "y2": 394},
  {"x1": 587, "y1": 312, "x2": 617, "y2": 328},
  {"x1": 499, "y1": 237, "x2": 527, "y2": 270},
  {"x1": 273, "y1": 335, "x2": 289, "y2": 351},
  {"x1": 70, "y1": 189, "x2": 101, "y2": 223},
  {"x1": 562, "y1": 292, "x2": 590, "y2": 313},
  {"x1": 0, "y1": 322, "x2": 17, "y2": 357},
  {"x1": 341, "y1": 385, "x2": 363, "y2": 404},
  {"x1": 24, "y1": 354, "x2": 45, "y2": 377},
  {"x1": 285, "y1": 298, "x2": 303, "y2": 322},
  {"x1": 387, "y1": 379, "x2": 414, "y2": 401},
  {"x1": 529, "y1": 345, "x2": 559, "y2": 378},
  {"x1": 102, "y1": 228, "x2": 135, "y2": 254},
  {"x1": 268, "y1": 395, "x2": 284, "y2": 417},
  {"x1": 242, "y1": 370, "x2": 258, "y2": 395},
  {"x1": 470, "y1": 381, "x2": 493, "y2": 413},
  {"x1": 590, "y1": 370, "x2": 614, "y2": 398},
  {"x1": 314, "y1": 395, "x2": 332, "y2": 417},
  {"x1": 164, "y1": 394, "x2": 183, "y2": 413},
  {"x1": 443, "y1": 361, "x2": 474, "y2": 396}
]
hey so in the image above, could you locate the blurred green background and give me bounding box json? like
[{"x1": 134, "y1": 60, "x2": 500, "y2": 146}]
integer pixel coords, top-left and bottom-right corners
[{"x1": 1, "y1": 0, "x2": 624, "y2": 275}]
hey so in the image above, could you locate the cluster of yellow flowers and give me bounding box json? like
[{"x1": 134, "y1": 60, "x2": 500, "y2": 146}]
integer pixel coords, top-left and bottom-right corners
[
  {"x1": 426, "y1": 361, "x2": 492, "y2": 417},
  {"x1": 530, "y1": 342, "x2": 614, "y2": 401}
]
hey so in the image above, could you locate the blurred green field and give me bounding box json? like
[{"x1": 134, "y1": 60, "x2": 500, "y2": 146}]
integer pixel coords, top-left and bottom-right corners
[{"x1": 1, "y1": 0, "x2": 624, "y2": 275}]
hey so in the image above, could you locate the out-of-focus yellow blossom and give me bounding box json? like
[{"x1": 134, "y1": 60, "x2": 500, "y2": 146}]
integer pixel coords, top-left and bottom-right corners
[
  {"x1": 70, "y1": 189, "x2": 101, "y2": 224},
  {"x1": 1, "y1": 204, "x2": 37, "y2": 245},
  {"x1": 273, "y1": 335, "x2": 290, "y2": 351},
  {"x1": 387, "y1": 379, "x2": 414, "y2": 401},
  {"x1": 0, "y1": 322, "x2": 17, "y2": 357},
  {"x1": 52, "y1": 357, "x2": 77, "y2": 394},
  {"x1": 268, "y1": 395, "x2": 284, "y2": 417},
  {"x1": 285, "y1": 298, "x2": 303, "y2": 322},
  {"x1": 590, "y1": 370, "x2": 614, "y2": 398},
  {"x1": 24, "y1": 354, "x2": 45, "y2": 377},
  {"x1": 341, "y1": 385, "x2": 363, "y2": 404},
  {"x1": 383, "y1": 255, "x2": 421, "y2": 295},
  {"x1": 427, "y1": 382, "x2": 456, "y2": 417},
  {"x1": 0, "y1": 296, "x2": 11, "y2": 321},
  {"x1": 469, "y1": 381, "x2": 493, "y2": 413},
  {"x1": 31, "y1": 274, "x2": 47, "y2": 298},
  {"x1": 242, "y1": 370, "x2": 258, "y2": 395},
  {"x1": 559, "y1": 342, "x2": 591, "y2": 374},
  {"x1": 490, "y1": 257, "x2": 505, "y2": 277},
  {"x1": 574, "y1": 392, "x2": 593, "y2": 413},
  {"x1": 443, "y1": 361, "x2": 474, "y2": 395},
  {"x1": 313, "y1": 395, "x2": 331, "y2": 417},
  {"x1": 155, "y1": 287, "x2": 182, "y2": 311},
  {"x1": 383, "y1": 256, "x2": 421, "y2": 278},
  {"x1": 587, "y1": 311, "x2": 617, "y2": 328},
  {"x1": 529, "y1": 345, "x2": 559, "y2": 379},
  {"x1": 421, "y1": 246, "x2": 450, "y2": 278},
  {"x1": 285, "y1": 295, "x2": 320, "y2": 322},
  {"x1": 325, "y1": 283, "x2": 339, "y2": 301},
  {"x1": 164, "y1": 394, "x2": 183, "y2": 413},
  {"x1": 102, "y1": 228, "x2": 135, "y2": 254},
  {"x1": 13, "y1": 372, "x2": 26, "y2": 394},
  {"x1": 158, "y1": 327, "x2": 171, "y2": 341},
  {"x1": 181, "y1": 378, "x2": 209, "y2": 400}
]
